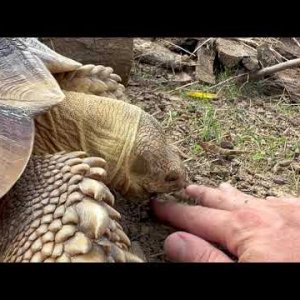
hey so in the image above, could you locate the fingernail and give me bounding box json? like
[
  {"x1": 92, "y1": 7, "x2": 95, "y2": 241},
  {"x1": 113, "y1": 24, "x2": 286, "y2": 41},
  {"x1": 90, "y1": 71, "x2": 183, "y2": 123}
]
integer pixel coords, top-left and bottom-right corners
[
  {"x1": 150, "y1": 198, "x2": 166, "y2": 207},
  {"x1": 166, "y1": 233, "x2": 187, "y2": 260}
]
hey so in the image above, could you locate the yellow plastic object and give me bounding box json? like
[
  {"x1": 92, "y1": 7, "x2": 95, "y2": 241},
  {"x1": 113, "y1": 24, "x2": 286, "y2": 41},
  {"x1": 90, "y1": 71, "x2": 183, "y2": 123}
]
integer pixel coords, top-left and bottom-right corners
[{"x1": 186, "y1": 91, "x2": 218, "y2": 100}]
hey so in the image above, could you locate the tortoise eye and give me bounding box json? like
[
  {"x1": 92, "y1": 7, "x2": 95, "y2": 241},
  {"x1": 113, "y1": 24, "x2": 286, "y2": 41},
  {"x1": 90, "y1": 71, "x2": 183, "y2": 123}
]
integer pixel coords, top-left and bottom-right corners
[{"x1": 165, "y1": 171, "x2": 179, "y2": 182}]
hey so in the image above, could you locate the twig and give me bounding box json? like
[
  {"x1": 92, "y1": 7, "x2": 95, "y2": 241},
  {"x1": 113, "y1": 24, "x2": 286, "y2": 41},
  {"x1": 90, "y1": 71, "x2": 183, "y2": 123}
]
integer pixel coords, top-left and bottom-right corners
[
  {"x1": 50, "y1": 38, "x2": 55, "y2": 51},
  {"x1": 183, "y1": 157, "x2": 195, "y2": 163},
  {"x1": 171, "y1": 138, "x2": 186, "y2": 145},
  {"x1": 292, "y1": 38, "x2": 300, "y2": 49},
  {"x1": 231, "y1": 38, "x2": 260, "y2": 48},
  {"x1": 269, "y1": 46, "x2": 288, "y2": 62},
  {"x1": 163, "y1": 40, "x2": 196, "y2": 57},
  {"x1": 238, "y1": 40, "x2": 258, "y2": 52},
  {"x1": 282, "y1": 103, "x2": 300, "y2": 106},
  {"x1": 207, "y1": 73, "x2": 248, "y2": 90},
  {"x1": 149, "y1": 251, "x2": 165, "y2": 258},
  {"x1": 151, "y1": 111, "x2": 161, "y2": 117},
  {"x1": 239, "y1": 75, "x2": 250, "y2": 92},
  {"x1": 283, "y1": 140, "x2": 287, "y2": 154},
  {"x1": 199, "y1": 141, "x2": 247, "y2": 156},
  {"x1": 192, "y1": 38, "x2": 213, "y2": 55},
  {"x1": 168, "y1": 81, "x2": 199, "y2": 94},
  {"x1": 177, "y1": 148, "x2": 190, "y2": 159}
]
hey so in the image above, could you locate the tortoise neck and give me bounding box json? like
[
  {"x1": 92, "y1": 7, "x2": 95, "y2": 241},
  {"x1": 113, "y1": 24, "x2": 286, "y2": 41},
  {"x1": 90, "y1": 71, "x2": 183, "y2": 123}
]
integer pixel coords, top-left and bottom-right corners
[{"x1": 33, "y1": 91, "x2": 142, "y2": 194}]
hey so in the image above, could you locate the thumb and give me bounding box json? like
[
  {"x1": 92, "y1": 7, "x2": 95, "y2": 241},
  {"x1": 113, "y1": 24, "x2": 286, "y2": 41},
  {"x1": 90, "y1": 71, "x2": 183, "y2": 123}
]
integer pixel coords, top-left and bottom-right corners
[{"x1": 164, "y1": 232, "x2": 233, "y2": 263}]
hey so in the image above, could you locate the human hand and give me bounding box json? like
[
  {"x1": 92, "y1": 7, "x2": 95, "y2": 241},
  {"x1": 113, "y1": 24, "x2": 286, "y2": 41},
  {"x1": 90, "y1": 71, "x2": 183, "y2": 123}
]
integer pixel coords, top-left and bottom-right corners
[{"x1": 152, "y1": 183, "x2": 300, "y2": 262}]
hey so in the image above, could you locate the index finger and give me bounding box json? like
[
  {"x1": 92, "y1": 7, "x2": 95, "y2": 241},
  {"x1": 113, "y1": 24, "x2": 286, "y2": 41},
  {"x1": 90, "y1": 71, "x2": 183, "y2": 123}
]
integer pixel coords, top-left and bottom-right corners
[
  {"x1": 186, "y1": 183, "x2": 257, "y2": 211},
  {"x1": 152, "y1": 200, "x2": 230, "y2": 246}
]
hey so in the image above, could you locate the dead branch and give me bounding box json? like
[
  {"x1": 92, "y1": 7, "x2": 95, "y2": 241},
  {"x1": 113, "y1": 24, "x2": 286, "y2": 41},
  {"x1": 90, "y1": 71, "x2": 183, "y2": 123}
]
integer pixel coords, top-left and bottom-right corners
[
  {"x1": 251, "y1": 57, "x2": 300, "y2": 79},
  {"x1": 209, "y1": 58, "x2": 300, "y2": 91}
]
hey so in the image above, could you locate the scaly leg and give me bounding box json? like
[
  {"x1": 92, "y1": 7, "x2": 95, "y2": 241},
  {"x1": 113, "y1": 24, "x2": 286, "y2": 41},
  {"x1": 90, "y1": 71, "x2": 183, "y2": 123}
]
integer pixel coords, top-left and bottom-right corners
[{"x1": 0, "y1": 151, "x2": 143, "y2": 262}]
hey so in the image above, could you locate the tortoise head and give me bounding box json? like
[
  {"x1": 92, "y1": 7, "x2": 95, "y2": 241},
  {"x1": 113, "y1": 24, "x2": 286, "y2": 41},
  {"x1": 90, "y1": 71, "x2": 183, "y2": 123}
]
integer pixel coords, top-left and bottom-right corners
[{"x1": 124, "y1": 113, "x2": 188, "y2": 200}]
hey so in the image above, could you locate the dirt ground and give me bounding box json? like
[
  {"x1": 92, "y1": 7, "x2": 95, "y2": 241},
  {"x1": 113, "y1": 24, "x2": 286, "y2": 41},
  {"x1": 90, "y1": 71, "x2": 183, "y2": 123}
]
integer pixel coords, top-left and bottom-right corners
[{"x1": 114, "y1": 59, "x2": 300, "y2": 262}]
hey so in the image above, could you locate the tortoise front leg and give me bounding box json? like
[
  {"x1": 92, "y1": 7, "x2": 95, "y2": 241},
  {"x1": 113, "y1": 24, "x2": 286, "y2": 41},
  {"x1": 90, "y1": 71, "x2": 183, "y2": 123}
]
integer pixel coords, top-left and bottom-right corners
[
  {"x1": 0, "y1": 151, "x2": 143, "y2": 262},
  {"x1": 55, "y1": 65, "x2": 127, "y2": 101}
]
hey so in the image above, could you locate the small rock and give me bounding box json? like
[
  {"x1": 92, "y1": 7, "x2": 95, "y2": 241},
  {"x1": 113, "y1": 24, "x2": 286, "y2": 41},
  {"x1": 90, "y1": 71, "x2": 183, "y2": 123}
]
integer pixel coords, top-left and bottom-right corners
[
  {"x1": 265, "y1": 68, "x2": 300, "y2": 103},
  {"x1": 266, "y1": 189, "x2": 280, "y2": 197},
  {"x1": 210, "y1": 165, "x2": 230, "y2": 177},
  {"x1": 129, "y1": 225, "x2": 140, "y2": 237},
  {"x1": 169, "y1": 95, "x2": 183, "y2": 102},
  {"x1": 220, "y1": 140, "x2": 234, "y2": 149},
  {"x1": 141, "y1": 225, "x2": 150, "y2": 235},
  {"x1": 216, "y1": 38, "x2": 257, "y2": 68},
  {"x1": 257, "y1": 43, "x2": 282, "y2": 68},
  {"x1": 169, "y1": 72, "x2": 192, "y2": 83},
  {"x1": 260, "y1": 181, "x2": 271, "y2": 189},
  {"x1": 130, "y1": 241, "x2": 147, "y2": 261},
  {"x1": 291, "y1": 163, "x2": 300, "y2": 173},
  {"x1": 242, "y1": 56, "x2": 260, "y2": 71},
  {"x1": 133, "y1": 38, "x2": 194, "y2": 70},
  {"x1": 273, "y1": 176, "x2": 288, "y2": 185},
  {"x1": 140, "y1": 212, "x2": 148, "y2": 221},
  {"x1": 195, "y1": 45, "x2": 216, "y2": 84},
  {"x1": 273, "y1": 159, "x2": 293, "y2": 173},
  {"x1": 254, "y1": 173, "x2": 267, "y2": 180}
]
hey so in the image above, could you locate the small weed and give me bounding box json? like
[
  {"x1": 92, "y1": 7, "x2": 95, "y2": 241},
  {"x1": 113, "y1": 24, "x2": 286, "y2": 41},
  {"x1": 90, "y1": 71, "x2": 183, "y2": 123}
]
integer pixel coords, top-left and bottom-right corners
[
  {"x1": 192, "y1": 102, "x2": 222, "y2": 143},
  {"x1": 192, "y1": 143, "x2": 202, "y2": 155},
  {"x1": 163, "y1": 110, "x2": 179, "y2": 128},
  {"x1": 201, "y1": 105, "x2": 221, "y2": 142}
]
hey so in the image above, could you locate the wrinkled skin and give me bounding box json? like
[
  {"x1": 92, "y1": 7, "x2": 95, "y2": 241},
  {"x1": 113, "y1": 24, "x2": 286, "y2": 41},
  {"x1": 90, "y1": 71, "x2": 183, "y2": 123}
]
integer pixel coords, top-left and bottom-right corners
[
  {"x1": 34, "y1": 91, "x2": 187, "y2": 201},
  {"x1": 127, "y1": 115, "x2": 187, "y2": 199}
]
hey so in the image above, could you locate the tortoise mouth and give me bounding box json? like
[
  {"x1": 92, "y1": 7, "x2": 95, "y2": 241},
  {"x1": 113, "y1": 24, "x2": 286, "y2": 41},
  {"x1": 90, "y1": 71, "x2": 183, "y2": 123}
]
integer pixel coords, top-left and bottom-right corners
[{"x1": 149, "y1": 192, "x2": 158, "y2": 200}]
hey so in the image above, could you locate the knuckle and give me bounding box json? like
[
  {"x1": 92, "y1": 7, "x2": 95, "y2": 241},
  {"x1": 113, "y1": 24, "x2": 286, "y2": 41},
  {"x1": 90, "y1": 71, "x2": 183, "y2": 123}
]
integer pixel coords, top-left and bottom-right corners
[
  {"x1": 226, "y1": 208, "x2": 264, "y2": 254},
  {"x1": 232, "y1": 207, "x2": 263, "y2": 228}
]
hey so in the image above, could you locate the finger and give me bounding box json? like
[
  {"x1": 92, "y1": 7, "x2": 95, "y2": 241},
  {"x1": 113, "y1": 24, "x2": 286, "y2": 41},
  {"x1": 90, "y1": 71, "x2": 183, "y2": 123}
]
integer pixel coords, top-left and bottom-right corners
[
  {"x1": 164, "y1": 232, "x2": 233, "y2": 262},
  {"x1": 266, "y1": 195, "x2": 300, "y2": 205},
  {"x1": 219, "y1": 182, "x2": 257, "y2": 204},
  {"x1": 152, "y1": 200, "x2": 230, "y2": 245},
  {"x1": 186, "y1": 183, "x2": 256, "y2": 211}
]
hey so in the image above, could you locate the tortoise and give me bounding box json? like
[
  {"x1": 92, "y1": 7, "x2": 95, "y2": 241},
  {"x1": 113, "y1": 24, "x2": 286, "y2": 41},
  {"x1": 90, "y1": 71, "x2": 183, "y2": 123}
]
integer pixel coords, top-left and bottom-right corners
[{"x1": 0, "y1": 38, "x2": 187, "y2": 262}]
